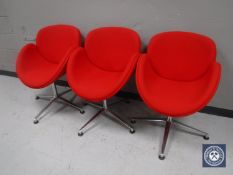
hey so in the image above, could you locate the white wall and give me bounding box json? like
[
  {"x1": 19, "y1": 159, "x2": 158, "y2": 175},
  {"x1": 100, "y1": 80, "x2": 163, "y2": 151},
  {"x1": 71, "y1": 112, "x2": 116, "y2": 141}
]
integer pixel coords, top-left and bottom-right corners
[{"x1": 0, "y1": 0, "x2": 233, "y2": 110}]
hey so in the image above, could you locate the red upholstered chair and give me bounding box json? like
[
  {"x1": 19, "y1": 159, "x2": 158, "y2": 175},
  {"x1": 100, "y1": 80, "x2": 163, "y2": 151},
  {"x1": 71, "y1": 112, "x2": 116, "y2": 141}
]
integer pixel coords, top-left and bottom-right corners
[
  {"x1": 16, "y1": 25, "x2": 84, "y2": 124},
  {"x1": 67, "y1": 27, "x2": 141, "y2": 136},
  {"x1": 131, "y1": 31, "x2": 221, "y2": 160}
]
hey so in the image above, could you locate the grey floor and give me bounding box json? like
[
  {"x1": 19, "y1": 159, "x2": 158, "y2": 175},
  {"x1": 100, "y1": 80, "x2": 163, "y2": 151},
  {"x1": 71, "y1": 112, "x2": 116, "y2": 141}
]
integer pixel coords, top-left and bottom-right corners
[{"x1": 0, "y1": 76, "x2": 232, "y2": 175}]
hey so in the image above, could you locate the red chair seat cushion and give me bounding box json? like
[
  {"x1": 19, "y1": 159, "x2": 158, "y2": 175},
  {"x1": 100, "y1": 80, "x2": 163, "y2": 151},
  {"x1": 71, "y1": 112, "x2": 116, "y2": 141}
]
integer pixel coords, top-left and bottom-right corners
[
  {"x1": 67, "y1": 48, "x2": 139, "y2": 102},
  {"x1": 136, "y1": 55, "x2": 221, "y2": 117}
]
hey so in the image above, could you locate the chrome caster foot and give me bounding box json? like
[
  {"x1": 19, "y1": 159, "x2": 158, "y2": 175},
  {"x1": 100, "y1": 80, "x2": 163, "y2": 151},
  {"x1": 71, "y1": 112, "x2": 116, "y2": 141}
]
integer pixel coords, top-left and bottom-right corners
[
  {"x1": 35, "y1": 96, "x2": 40, "y2": 100},
  {"x1": 130, "y1": 119, "x2": 136, "y2": 124},
  {"x1": 78, "y1": 132, "x2": 83, "y2": 136},
  {"x1": 203, "y1": 135, "x2": 209, "y2": 140},
  {"x1": 130, "y1": 129, "x2": 135, "y2": 134},
  {"x1": 159, "y1": 154, "x2": 165, "y2": 160},
  {"x1": 80, "y1": 110, "x2": 85, "y2": 114},
  {"x1": 33, "y1": 120, "x2": 39, "y2": 124}
]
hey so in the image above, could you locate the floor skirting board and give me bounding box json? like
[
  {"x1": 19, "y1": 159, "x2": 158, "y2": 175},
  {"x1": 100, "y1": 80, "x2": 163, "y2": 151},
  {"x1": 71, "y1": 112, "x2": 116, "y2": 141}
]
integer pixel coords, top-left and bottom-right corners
[{"x1": 1, "y1": 69, "x2": 232, "y2": 118}]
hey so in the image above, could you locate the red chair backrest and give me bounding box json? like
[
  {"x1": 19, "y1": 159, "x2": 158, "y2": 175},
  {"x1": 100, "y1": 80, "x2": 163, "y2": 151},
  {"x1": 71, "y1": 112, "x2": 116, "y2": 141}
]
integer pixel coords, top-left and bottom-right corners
[
  {"x1": 36, "y1": 25, "x2": 81, "y2": 64},
  {"x1": 147, "y1": 31, "x2": 216, "y2": 81},
  {"x1": 85, "y1": 27, "x2": 141, "y2": 72}
]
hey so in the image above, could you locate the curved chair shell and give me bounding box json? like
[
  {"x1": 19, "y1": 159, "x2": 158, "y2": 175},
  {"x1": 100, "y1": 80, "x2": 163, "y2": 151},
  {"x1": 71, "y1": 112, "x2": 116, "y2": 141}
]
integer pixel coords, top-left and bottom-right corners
[
  {"x1": 67, "y1": 27, "x2": 141, "y2": 102},
  {"x1": 16, "y1": 24, "x2": 81, "y2": 88},
  {"x1": 136, "y1": 31, "x2": 221, "y2": 117}
]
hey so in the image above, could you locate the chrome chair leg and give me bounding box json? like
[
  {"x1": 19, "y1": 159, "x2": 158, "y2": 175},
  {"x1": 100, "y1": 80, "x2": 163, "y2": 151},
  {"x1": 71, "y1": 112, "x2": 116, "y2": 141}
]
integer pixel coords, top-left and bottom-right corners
[
  {"x1": 33, "y1": 83, "x2": 84, "y2": 124},
  {"x1": 78, "y1": 109, "x2": 104, "y2": 136},
  {"x1": 33, "y1": 97, "x2": 57, "y2": 124},
  {"x1": 106, "y1": 110, "x2": 135, "y2": 133},
  {"x1": 159, "y1": 117, "x2": 172, "y2": 160},
  {"x1": 85, "y1": 97, "x2": 130, "y2": 109},
  {"x1": 57, "y1": 89, "x2": 72, "y2": 96},
  {"x1": 35, "y1": 95, "x2": 54, "y2": 100},
  {"x1": 131, "y1": 116, "x2": 209, "y2": 160},
  {"x1": 173, "y1": 119, "x2": 209, "y2": 140},
  {"x1": 35, "y1": 87, "x2": 71, "y2": 102},
  {"x1": 108, "y1": 98, "x2": 130, "y2": 107},
  {"x1": 78, "y1": 100, "x2": 134, "y2": 136},
  {"x1": 86, "y1": 102, "x2": 103, "y2": 109},
  {"x1": 59, "y1": 96, "x2": 84, "y2": 113}
]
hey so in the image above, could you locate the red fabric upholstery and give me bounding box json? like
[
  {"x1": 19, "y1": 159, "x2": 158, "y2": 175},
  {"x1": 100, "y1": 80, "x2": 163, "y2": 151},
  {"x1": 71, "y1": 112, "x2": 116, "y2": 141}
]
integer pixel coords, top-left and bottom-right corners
[
  {"x1": 67, "y1": 27, "x2": 141, "y2": 102},
  {"x1": 16, "y1": 25, "x2": 81, "y2": 88},
  {"x1": 137, "y1": 32, "x2": 221, "y2": 117},
  {"x1": 85, "y1": 27, "x2": 141, "y2": 72},
  {"x1": 148, "y1": 31, "x2": 216, "y2": 81}
]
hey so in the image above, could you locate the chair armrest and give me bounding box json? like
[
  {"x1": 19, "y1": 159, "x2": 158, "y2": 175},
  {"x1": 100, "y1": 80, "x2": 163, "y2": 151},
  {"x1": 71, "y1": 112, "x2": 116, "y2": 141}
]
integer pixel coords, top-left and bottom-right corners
[{"x1": 16, "y1": 43, "x2": 37, "y2": 75}]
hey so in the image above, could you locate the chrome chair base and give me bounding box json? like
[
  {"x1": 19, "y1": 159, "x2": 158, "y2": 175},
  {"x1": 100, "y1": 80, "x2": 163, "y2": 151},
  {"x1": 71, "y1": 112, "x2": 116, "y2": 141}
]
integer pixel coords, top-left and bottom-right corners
[
  {"x1": 131, "y1": 116, "x2": 209, "y2": 160},
  {"x1": 78, "y1": 100, "x2": 135, "y2": 136},
  {"x1": 34, "y1": 83, "x2": 84, "y2": 124}
]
